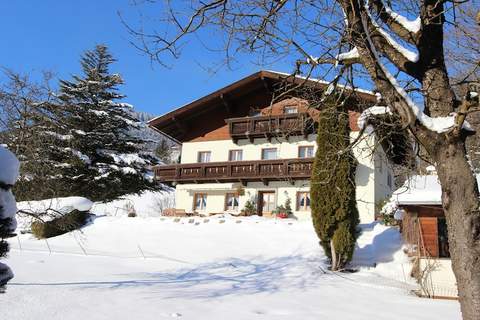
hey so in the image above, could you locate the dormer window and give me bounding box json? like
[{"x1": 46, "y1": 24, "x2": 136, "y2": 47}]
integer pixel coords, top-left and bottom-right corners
[{"x1": 284, "y1": 106, "x2": 298, "y2": 114}]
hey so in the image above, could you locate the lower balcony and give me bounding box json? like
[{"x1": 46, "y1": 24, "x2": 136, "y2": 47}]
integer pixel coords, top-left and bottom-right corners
[{"x1": 154, "y1": 158, "x2": 313, "y2": 185}]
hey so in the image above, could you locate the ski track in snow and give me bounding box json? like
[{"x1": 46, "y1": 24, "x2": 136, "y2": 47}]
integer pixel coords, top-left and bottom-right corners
[{"x1": 3, "y1": 216, "x2": 460, "y2": 320}]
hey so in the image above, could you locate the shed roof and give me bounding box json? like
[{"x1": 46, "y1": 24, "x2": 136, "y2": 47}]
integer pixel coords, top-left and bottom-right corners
[{"x1": 394, "y1": 174, "x2": 480, "y2": 205}]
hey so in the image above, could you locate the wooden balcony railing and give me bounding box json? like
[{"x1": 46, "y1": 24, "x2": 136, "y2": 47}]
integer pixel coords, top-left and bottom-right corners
[
  {"x1": 225, "y1": 113, "x2": 315, "y2": 143},
  {"x1": 154, "y1": 158, "x2": 313, "y2": 185}
]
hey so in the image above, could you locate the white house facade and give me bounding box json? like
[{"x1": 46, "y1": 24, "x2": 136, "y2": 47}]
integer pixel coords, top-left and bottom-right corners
[{"x1": 149, "y1": 71, "x2": 394, "y2": 223}]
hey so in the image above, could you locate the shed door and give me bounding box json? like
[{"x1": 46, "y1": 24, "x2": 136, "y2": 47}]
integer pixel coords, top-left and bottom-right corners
[{"x1": 419, "y1": 217, "x2": 439, "y2": 257}]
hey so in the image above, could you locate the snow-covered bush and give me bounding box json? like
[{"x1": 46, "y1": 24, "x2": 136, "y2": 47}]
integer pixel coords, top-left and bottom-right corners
[
  {"x1": 0, "y1": 146, "x2": 20, "y2": 286},
  {"x1": 31, "y1": 210, "x2": 90, "y2": 239},
  {"x1": 18, "y1": 196, "x2": 93, "y2": 239}
]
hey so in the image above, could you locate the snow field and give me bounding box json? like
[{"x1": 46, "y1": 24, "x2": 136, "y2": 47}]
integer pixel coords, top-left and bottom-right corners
[{"x1": 3, "y1": 216, "x2": 460, "y2": 320}]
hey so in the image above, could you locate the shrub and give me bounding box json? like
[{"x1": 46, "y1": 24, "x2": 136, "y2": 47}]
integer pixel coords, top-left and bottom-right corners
[
  {"x1": 311, "y1": 101, "x2": 359, "y2": 271},
  {"x1": 31, "y1": 210, "x2": 90, "y2": 239},
  {"x1": 241, "y1": 200, "x2": 257, "y2": 216}
]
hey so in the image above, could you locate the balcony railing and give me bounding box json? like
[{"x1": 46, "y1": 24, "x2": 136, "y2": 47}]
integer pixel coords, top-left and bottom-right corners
[
  {"x1": 225, "y1": 113, "x2": 315, "y2": 143},
  {"x1": 154, "y1": 158, "x2": 313, "y2": 185}
]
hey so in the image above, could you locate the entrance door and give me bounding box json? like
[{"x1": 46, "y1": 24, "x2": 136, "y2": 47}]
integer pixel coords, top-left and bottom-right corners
[{"x1": 259, "y1": 191, "x2": 276, "y2": 216}]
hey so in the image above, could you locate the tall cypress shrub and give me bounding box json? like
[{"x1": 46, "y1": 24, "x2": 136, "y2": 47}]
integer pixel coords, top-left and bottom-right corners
[{"x1": 311, "y1": 101, "x2": 359, "y2": 270}]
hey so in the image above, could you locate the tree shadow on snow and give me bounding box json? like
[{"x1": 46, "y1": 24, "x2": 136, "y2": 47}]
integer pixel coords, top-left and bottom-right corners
[
  {"x1": 352, "y1": 223, "x2": 403, "y2": 268},
  {"x1": 11, "y1": 254, "x2": 335, "y2": 299}
]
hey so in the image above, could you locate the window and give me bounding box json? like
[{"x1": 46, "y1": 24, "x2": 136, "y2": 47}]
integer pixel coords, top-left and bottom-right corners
[
  {"x1": 298, "y1": 146, "x2": 314, "y2": 158},
  {"x1": 197, "y1": 151, "x2": 211, "y2": 163},
  {"x1": 193, "y1": 193, "x2": 207, "y2": 211},
  {"x1": 387, "y1": 173, "x2": 392, "y2": 188},
  {"x1": 229, "y1": 150, "x2": 243, "y2": 161},
  {"x1": 261, "y1": 148, "x2": 278, "y2": 160},
  {"x1": 225, "y1": 193, "x2": 240, "y2": 211},
  {"x1": 284, "y1": 106, "x2": 298, "y2": 114},
  {"x1": 297, "y1": 192, "x2": 311, "y2": 211}
]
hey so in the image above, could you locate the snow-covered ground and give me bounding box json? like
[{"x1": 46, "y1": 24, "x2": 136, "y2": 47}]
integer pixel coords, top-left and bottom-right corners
[{"x1": 4, "y1": 215, "x2": 460, "y2": 320}]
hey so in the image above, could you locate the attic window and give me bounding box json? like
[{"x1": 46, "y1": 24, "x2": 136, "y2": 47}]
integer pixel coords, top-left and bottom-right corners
[{"x1": 284, "y1": 106, "x2": 298, "y2": 114}]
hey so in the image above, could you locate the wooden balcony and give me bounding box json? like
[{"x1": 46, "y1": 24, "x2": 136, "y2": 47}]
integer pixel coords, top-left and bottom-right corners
[
  {"x1": 225, "y1": 113, "x2": 315, "y2": 143},
  {"x1": 154, "y1": 158, "x2": 313, "y2": 185}
]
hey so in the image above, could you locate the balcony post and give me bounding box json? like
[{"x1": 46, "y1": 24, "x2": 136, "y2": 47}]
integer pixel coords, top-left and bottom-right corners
[{"x1": 175, "y1": 167, "x2": 181, "y2": 179}]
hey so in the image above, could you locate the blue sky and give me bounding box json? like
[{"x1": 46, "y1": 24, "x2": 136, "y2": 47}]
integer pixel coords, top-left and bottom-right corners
[{"x1": 0, "y1": 1, "x2": 292, "y2": 115}]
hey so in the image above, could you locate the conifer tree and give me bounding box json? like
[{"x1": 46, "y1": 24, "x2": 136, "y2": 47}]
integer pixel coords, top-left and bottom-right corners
[
  {"x1": 310, "y1": 101, "x2": 359, "y2": 271},
  {"x1": 57, "y1": 45, "x2": 159, "y2": 202}
]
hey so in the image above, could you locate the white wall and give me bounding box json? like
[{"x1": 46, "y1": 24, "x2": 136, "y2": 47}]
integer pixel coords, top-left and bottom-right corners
[
  {"x1": 181, "y1": 134, "x2": 317, "y2": 163},
  {"x1": 174, "y1": 132, "x2": 393, "y2": 223},
  {"x1": 419, "y1": 258, "x2": 458, "y2": 298},
  {"x1": 175, "y1": 180, "x2": 311, "y2": 219}
]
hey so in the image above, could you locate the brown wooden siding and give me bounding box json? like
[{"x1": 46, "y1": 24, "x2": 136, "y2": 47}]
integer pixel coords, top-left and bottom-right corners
[
  {"x1": 400, "y1": 205, "x2": 444, "y2": 258},
  {"x1": 188, "y1": 97, "x2": 361, "y2": 143}
]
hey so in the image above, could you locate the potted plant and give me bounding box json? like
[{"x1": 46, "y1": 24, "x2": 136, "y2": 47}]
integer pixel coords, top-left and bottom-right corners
[{"x1": 273, "y1": 198, "x2": 293, "y2": 219}]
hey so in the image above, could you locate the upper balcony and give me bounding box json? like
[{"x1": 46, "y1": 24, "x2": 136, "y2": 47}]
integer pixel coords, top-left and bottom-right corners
[
  {"x1": 154, "y1": 158, "x2": 313, "y2": 186},
  {"x1": 225, "y1": 112, "x2": 315, "y2": 143}
]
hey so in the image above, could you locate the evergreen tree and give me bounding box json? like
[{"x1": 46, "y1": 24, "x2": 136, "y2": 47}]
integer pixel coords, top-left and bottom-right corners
[
  {"x1": 57, "y1": 44, "x2": 159, "y2": 202},
  {"x1": 310, "y1": 100, "x2": 359, "y2": 271},
  {"x1": 0, "y1": 145, "x2": 19, "y2": 289}
]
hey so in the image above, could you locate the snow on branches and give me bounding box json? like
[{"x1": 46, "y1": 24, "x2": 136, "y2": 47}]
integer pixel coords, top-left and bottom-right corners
[{"x1": 0, "y1": 146, "x2": 20, "y2": 286}]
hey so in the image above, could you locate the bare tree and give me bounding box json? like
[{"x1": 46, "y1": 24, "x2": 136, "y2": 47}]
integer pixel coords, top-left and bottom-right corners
[
  {"x1": 124, "y1": 1, "x2": 480, "y2": 318},
  {"x1": 0, "y1": 70, "x2": 67, "y2": 201}
]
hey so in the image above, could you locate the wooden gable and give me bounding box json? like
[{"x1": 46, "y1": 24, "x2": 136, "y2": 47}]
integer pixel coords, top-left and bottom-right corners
[{"x1": 148, "y1": 70, "x2": 376, "y2": 143}]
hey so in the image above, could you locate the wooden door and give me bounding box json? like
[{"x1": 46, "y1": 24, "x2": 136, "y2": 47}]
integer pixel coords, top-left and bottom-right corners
[
  {"x1": 259, "y1": 192, "x2": 275, "y2": 216},
  {"x1": 419, "y1": 217, "x2": 439, "y2": 257}
]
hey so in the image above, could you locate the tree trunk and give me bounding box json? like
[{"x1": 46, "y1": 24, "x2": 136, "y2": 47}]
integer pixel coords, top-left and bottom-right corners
[
  {"x1": 330, "y1": 239, "x2": 338, "y2": 271},
  {"x1": 433, "y1": 139, "x2": 480, "y2": 319}
]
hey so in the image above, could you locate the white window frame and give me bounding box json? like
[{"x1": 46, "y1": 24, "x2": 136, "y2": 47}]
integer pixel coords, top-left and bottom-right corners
[
  {"x1": 284, "y1": 106, "x2": 298, "y2": 114},
  {"x1": 298, "y1": 146, "x2": 314, "y2": 158},
  {"x1": 193, "y1": 193, "x2": 208, "y2": 211},
  {"x1": 228, "y1": 150, "x2": 243, "y2": 161},
  {"x1": 225, "y1": 193, "x2": 240, "y2": 211},
  {"x1": 197, "y1": 151, "x2": 211, "y2": 163},
  {"x1": 296, "y1": 192, "x2": 311, "y2": 211},
  {"x1": 261, "y1": 148, "x2": 278, "y2": 160}
]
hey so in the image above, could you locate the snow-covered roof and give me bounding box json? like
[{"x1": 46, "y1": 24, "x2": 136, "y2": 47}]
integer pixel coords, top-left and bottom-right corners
[{"x1": 393, "y1": 174, "x2": 480, "y2": 205}]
